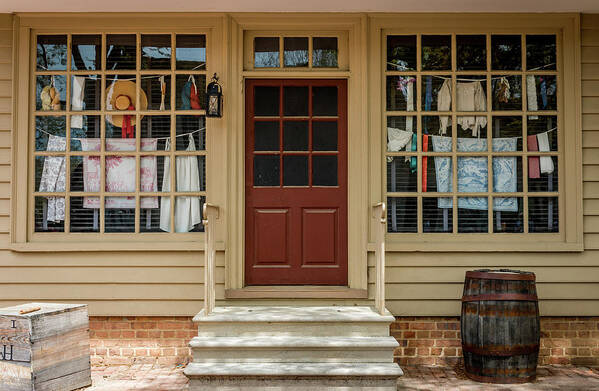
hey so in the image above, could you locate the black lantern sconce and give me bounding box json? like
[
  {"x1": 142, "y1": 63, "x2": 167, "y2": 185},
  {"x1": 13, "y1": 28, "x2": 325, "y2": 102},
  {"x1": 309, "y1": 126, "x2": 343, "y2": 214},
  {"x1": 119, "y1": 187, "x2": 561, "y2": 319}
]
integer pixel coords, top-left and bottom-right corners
[{"x1": 206, "y1": 73, "x2": 223, "y2": 118}]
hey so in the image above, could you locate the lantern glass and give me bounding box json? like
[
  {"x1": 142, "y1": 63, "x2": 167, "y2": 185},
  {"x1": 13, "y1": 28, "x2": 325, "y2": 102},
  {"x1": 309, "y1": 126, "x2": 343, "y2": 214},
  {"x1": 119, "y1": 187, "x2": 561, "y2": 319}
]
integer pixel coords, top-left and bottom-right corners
[{"x1": 208, "y1": 94, "x2": 220, "y2": 117}]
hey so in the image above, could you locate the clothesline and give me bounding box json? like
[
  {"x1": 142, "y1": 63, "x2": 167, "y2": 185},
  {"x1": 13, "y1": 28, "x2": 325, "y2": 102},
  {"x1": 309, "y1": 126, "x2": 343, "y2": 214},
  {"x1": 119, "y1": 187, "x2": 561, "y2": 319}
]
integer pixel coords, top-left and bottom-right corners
[
  {"x1": 424, "y1": 126, "x2": 556, "y2": 139},
  {"x1": 37, "y1": 64, "x2": 206, "y2": 80},
  {"x1": 36, "y1": 127, "x2": 206, "y2": 141},
  {"x1": 387, "y1": 62, "x2": 556, "y2": 82}
]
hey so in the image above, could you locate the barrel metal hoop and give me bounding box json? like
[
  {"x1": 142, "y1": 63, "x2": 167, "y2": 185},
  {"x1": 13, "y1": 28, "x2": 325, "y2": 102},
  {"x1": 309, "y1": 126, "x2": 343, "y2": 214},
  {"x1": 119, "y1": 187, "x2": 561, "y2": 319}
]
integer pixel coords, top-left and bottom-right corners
[
  {"x1": 462, "y1": 293, "x2": 538, "y2": 302},
  {"x1": 466, "y1": 271, "x2": 535, "y2": 281},
  {"x1": 462, "y1": 343, "x2": 540, "y2": 357},
  {"x1": 464, "y1": 372, "x2": 536, "y2": 384}
]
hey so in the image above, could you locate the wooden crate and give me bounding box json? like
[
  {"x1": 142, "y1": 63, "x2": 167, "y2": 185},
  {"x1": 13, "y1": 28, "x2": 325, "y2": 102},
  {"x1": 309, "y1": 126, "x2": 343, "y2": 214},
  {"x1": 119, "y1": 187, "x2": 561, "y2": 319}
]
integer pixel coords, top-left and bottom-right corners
[{"x1": 0, "y1": 303, "x2": 91, "y2": 391}]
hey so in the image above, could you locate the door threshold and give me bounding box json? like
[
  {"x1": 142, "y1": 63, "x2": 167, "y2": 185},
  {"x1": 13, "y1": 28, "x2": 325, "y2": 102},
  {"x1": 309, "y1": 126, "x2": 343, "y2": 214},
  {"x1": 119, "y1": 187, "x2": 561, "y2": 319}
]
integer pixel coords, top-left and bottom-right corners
[{"x1": 225, "y1": 286, "x2": 368, "y2": 299}]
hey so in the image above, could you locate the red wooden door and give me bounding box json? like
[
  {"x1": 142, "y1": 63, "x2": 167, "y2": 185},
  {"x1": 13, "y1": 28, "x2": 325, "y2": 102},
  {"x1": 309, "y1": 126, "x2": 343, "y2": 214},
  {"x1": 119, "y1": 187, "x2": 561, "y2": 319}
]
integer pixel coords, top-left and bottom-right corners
[{"x1": 245, "y1": 79, "x2": 348, "y2": 285}]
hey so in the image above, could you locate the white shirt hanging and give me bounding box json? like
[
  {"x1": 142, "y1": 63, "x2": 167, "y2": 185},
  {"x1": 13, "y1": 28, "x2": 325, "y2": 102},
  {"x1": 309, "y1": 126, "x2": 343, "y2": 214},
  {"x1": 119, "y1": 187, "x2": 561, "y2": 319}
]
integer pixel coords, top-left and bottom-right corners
[
  {"x1": 438, "y1": 80, "x2": 487, "y2": 137},
  {"x1": 160, "y1": 134, "x2": 203, "y2": 232},
  {"x1": 71, "y1": 76, "x2": 86, "y2": 128}
]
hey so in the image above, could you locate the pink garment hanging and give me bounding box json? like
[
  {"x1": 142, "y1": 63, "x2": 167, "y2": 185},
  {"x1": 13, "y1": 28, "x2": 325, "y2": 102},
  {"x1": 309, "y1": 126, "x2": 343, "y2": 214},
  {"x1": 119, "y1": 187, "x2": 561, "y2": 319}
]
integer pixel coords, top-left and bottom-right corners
[{"x1": 527, "y1": 134, "x2": 540, "y2": 179}]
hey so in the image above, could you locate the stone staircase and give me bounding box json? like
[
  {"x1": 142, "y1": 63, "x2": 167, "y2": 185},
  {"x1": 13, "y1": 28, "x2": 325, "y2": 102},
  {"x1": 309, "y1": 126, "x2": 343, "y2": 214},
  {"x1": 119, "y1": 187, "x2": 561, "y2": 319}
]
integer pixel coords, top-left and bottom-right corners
[{"x1": 184, "y1": 306, "x2": 403, "y2": 390}]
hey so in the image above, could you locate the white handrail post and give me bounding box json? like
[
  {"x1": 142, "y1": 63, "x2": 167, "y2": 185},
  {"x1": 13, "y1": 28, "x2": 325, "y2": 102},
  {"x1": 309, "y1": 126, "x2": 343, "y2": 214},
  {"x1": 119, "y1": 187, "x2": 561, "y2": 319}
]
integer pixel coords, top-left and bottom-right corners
[
  {"x1": 202, "y1": 203, "x2": 219, "y2": 316},
  {"x1": 373, "y1": 202, "x2": 387, "y2": 315}
]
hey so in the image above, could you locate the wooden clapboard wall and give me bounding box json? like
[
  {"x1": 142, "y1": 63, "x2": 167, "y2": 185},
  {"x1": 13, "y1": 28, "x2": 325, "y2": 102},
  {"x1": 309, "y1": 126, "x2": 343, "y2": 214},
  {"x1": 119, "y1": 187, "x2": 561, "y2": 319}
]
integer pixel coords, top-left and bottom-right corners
[{"x1": 0, "y1": 13, "x2": 596, "y2": 317}]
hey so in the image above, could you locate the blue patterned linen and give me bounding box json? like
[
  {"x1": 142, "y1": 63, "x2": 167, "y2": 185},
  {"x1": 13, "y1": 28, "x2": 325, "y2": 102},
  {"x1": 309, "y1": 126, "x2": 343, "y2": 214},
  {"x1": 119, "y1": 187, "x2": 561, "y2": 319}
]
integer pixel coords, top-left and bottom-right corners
[{"x1": 431, "y1": 136, "x2": 518, "y2": 211}]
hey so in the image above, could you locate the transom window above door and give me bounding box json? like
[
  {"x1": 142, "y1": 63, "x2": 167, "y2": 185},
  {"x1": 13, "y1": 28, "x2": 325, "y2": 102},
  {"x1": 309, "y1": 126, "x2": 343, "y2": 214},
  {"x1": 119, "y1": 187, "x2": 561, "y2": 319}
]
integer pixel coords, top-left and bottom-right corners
[{"x1": 243, "y1": 31, "x2": 349, "y2": 71}]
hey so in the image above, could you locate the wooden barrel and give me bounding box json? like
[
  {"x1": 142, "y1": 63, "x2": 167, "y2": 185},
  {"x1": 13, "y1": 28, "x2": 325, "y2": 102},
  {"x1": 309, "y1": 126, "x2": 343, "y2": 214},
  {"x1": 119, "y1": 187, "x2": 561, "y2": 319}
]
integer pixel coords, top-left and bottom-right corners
[{"x1": 461, "y1": 269, "x2": 540, "y2": 384}]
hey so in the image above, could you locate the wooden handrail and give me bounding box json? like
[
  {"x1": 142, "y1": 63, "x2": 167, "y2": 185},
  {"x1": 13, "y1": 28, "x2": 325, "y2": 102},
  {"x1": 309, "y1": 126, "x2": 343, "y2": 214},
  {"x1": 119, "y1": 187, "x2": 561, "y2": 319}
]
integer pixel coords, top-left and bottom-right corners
[
  {"x1": 372, "y1": 202, "x2": 387, "y2": 315},
  {"x1": 202, "y1": 203, "x2": 219, "y2": 316}
]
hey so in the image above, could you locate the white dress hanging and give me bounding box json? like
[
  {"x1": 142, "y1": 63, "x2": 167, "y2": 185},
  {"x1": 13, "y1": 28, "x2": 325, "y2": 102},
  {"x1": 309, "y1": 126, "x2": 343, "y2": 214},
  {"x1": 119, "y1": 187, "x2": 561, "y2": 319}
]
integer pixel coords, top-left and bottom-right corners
[{"x1": 160, "y1": 134, "x2": 203, "y2": 232}]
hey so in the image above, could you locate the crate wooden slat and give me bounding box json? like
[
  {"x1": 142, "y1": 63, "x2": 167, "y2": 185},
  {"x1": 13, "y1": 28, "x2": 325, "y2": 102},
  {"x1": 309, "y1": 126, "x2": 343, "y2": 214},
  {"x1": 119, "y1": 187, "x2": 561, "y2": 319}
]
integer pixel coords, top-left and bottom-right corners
[{"x1": 0, "y1": 303, "x2": 91, "y2": 391}]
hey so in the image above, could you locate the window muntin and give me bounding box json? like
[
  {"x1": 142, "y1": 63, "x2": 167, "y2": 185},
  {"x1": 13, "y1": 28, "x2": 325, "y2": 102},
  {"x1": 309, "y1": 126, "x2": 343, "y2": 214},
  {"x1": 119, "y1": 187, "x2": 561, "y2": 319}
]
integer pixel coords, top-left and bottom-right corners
[
  {"x1": 33, "y1": 33, "x2": 208, "y2": 236},
  {"x1": 384, "y1": 34, "x2": 559, "y2": 235}
]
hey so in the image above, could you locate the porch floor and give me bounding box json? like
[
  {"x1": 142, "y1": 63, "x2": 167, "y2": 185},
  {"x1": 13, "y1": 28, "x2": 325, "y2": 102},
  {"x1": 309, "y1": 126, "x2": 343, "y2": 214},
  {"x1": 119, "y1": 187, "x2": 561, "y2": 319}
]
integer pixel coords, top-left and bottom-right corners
[{"x1": 83, "y1": 364, "x2": 599, "y2": 390}]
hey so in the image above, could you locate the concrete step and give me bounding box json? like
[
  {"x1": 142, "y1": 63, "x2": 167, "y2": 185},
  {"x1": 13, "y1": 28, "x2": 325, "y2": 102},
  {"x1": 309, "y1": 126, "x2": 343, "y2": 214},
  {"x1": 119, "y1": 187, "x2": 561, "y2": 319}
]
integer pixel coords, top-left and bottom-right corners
[
  {"x1": 193, "y1": 306, "x2": 395, "y2": 337},
  {"x1": 185, "y1": 362, "x2": 402, "y2": 390},
  {"x1": 189, "y1": 336, "x2": 398, "y2": 363}
]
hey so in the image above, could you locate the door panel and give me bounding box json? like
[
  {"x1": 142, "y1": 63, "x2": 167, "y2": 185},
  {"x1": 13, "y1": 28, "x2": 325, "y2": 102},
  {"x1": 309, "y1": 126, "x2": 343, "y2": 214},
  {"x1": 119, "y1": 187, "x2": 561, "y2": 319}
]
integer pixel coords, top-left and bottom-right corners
[{"x1": 245, "y1": 79, "x2": 348, "y2": 285}]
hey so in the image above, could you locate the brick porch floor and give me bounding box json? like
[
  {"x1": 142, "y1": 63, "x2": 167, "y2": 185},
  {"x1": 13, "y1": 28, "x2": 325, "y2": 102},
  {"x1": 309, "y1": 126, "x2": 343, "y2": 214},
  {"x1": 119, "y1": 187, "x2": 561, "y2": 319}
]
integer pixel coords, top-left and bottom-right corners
[{"x1": 83, "y1": 364, "x2": 599, "y2": 390}]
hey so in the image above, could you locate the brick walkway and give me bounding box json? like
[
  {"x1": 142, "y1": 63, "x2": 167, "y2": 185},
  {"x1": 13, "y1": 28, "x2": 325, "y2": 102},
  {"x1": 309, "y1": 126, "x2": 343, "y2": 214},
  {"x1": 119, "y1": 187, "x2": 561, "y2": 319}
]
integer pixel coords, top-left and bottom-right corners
[{"x1": 83, "y1": 364, "x2": 599, "y2": 390}]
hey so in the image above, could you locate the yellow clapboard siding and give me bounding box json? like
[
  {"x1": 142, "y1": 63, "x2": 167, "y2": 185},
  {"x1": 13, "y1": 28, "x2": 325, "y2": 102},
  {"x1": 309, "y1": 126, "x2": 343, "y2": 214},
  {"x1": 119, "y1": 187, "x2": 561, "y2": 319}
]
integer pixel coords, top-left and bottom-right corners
[
  {"x1": 0, "y1": 81, "x2": 10, "y2": 97},
  {"x1": 582, "y1": 65, "x2": 599, "y2": 82},
  {"x1": 0, "y1": 47, "x2": 12, "y2": 62},
  {"x1": 585, "y1": 199, "x2": 599, "y2": 215},
  {"x1": 582, "y1": 47, "x2": 599, "y2": 63},
  {"x1": 583, "y1": 97, "x2": 599, "y2": 114},
  {"x1": 0, "y1": 300, "x2": 204, "y2": 317},
  {"x1": 584, "y1": 233, "x2": 599, "y2": 249},
  {"x1": 582, "y1": 80, "x2": 599, "y2": 96},
  {"x1": 0, "y1": 283, "x2": 218, "y2": 300},
  {"x1": 0, "y1": 132, "x2": 10, "y2": 148},
  {"x1": 0, "y1": 165, "x2": 11, "y2": 182},
  {"x1": 0, "y1": 31, "x2": 11, "y2": 48},
  {"x1": 0, "y1": 114, "x2": 10, "y2": 130},
  {"x1": 582, "y1": 14, "x2": 599, "y2": 29},
  {"x1": 583, "y1": 165, "x2": 599, "y2": 181},
  {"x1": 584, "y1": 182, "x2": 599, "y2": 198},
  {"x1": 0, "y1": 181, "x2": 10, "y2": 197},
  {"x1": 0, "y1": 63, "x2": 11, "y2": 79},
  {"x1": 0, "y1": 148, "x2": 10, "y2": 165},
  {"x1": 583, "y1": 148, "x2": 599, "y2": 164},
  {"x1": 0, "y1": 97, "x2": 10, "y2": 112},
  {"x1": 582, "y1": 29, "x2": 599, "y2": 46},
  {"x1": 583, "y1": 114, "x2": 599, "y2": 130},
  {"x1": 0, "y1": 266, "x2": 224, "y2": 284},
  {"x1": 381, "y1": 249, "x2": 599, "y2": 267},
  {"x1": 371, "y1": 266, "x2": 599, "y2": 284},
  {"x1": 0, "y1": 216, "x2": 9, "y2": 232},
  {"x1": 584, "y1": 215, "x2": 599, "y2": 233},
  {"x1": 583, "y1": 131, "x2": 599, "y2": 147},
  {"x1": 384, "y1": 283, "x2": 599, "y2": 300}
]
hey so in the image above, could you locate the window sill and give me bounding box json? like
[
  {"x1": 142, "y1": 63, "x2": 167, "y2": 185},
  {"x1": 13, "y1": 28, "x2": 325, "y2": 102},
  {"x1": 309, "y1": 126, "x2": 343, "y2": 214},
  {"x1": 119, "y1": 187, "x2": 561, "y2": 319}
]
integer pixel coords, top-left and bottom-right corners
[
  {"x1": 368, "y1": 235, "x2": 583, "y2": 252},
  {"x1": 9, "y1": 241, "x2": 226, "y2": 253},
  {"x1": 225, "y1": 286, "x2": 368, "y2": 299}
]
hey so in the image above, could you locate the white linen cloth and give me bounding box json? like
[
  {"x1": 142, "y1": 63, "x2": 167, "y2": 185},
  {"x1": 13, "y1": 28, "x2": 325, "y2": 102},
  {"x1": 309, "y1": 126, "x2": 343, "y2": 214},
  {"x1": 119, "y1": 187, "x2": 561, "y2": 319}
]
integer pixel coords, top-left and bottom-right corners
[
  {"x1": 160, "y1": 134, "x2": 203, "y2": 232},
  {"x1": 39, "y1": 135, "x2": 66, "y2": 223},
  {"x1": 386, "y1": 127, "x2": 413, "y2": 163},
  {"x1": 438, "y1": 80, "x2": 487, "y2": 137},
  {"x1": 80, "y1": 138, "x2": 158, "y2": 209},
  {"x1": 537, "y1": 131, "x2": 554, "y2": 174},
  {"x1": 71, "y1": 76, "x2": 85, "y2": 128},
  {"x1": 406, "y1": 81, "x2": 414, "y2": 132},
  {"x1": 527, "y1": 75, "x2": 538, "y2": 120}
]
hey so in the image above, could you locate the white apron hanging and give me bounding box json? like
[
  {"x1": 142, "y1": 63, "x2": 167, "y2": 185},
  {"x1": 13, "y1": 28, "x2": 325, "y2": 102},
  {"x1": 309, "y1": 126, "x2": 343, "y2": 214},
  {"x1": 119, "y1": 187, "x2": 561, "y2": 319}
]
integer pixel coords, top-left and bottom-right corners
[{"x1": 160, "y1": 134, "x2": 203, "y2": 232}]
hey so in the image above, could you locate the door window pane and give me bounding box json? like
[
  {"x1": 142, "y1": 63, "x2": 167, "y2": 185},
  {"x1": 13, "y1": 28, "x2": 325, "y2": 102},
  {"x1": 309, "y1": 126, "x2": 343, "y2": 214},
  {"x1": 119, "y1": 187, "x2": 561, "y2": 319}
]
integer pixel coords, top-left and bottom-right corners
[
  {"x1": 313, "y1": 37, "x2": 338, "y2": 68},
  {"x1": 284, "y1": 37, "x2": 308, "y2": 67},
  {"x1": 284, "y1": 86, "x2": 309, "y2": 116},
  {"x1": 526, "y1": 35, "x2": 556, "y2": 71},
  {"x1": 313, "y1": 122, "x2": 337, "y2": 151},
  {"x1": 458, "y1": 201, "x2": 488, "y2": 233},
  {"x1": 37, "y1": 35, "x2": 67, "y2": 71},
  {"x1": 283, "y1": 121, "x2": 308, "y2": 151},
  {"x1": 387, "y1": 197, "x2": 417, "y2": 233},
  {"x1": 529, "y1": 197, "x2": 558, "y2": 233},
  {"x1": 283, "y1": 155, "x2": 308, "y2": 186},
  {"x1": 255, "y1": 37, "x2": 280, "y2": 68},
  {"x1": 387, "y1": 76, "x2": 417, "y2": 111},
  {"x1": 254, "y1": 155, "x2": 280, "y2": 186},
  {"x1": 254, "y1": 121, "x2": 280, "y2": 151},
  {"x1": 492, "y1": 75, "x2": 522, "y2": 111},
  {"x1": 254, "y1": 86, "x2": 280, "y2": 116},
  {"x1": 423, "y1": 197, "x2": 452, "y2": 233},
  {"x1": 313, "y1": 156, "x2": 337, "y2": 186},
  {"x1": 313, "y1": 86, "x2": 337, "y2": 116},
  {"x1": 526, "y1": 75, "x2": 557, "y2": 111}
]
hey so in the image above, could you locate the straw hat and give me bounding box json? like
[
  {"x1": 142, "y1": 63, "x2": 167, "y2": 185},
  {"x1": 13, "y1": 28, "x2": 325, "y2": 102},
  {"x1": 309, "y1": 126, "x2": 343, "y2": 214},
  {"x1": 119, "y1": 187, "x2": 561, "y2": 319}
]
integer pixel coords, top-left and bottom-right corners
[{"x1": 106, "y1": 81, "x2": 148, "y2": 128}]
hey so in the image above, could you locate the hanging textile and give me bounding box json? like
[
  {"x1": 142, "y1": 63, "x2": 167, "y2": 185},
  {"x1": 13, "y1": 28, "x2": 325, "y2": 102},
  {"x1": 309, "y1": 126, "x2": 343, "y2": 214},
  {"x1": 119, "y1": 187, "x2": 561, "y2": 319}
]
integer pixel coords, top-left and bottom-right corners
[
  {"x1": 159, "y1": 76, "x2": 166, "y2": 111},
  {"x1": 386, "y1": 127, "x2": 412, "y2": 163},
  {"x1": 527, "y1": 134, "x2": 541, "y2": 179},
  {"x1": 422, "y1": 134, "x2": 429, "y2": 192},
  {"x1": 81, "y1": 138, "x2": 158, "y2": 209},
  {"x1": 181, "y1": 76, "x2": 202, "y2": 110},
  {"x1": 540, "y1": 77, "x2": 548, "y2": 109},
  {"x1": 71, "y1": 76, "x2": 86, "y2": 128},
  {"x1": 537, "y1": 131, "x2": 554, "y2": 174},
  {"x1": 406, "y1": 80, "x2": 414, "y2": 132},
  {"x1": 527, "y1": 75, "x2": 538, "y2": 120},
  {"x1": 431, "y1": 136, "x2": 518, "y2": 211},
  {"x1": 121, "y1": 104, "x2": 135, "y2": 138},
  {"x1": 410, "y1": 133, "x2": 417, "y2": 173},
  {"x1": 160, "y1": 134, "x2": 203, "y2": 232},
  {"x1": 38, "y1": 135, "x2": 66, "y2": 223},
  {"x1": 438, "y1": 80, "x2": 487, "y2": 137}
]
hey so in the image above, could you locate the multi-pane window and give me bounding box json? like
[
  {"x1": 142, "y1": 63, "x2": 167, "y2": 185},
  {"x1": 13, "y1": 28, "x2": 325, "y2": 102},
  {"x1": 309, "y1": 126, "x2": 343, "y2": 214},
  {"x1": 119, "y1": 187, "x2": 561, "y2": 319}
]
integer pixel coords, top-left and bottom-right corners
[
  {"x1": 384, "y1": 34, "x2": 559, "y2": 234},
  {"x1": 33, "y1": 33, "x2": 208, "y2": 235}
]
